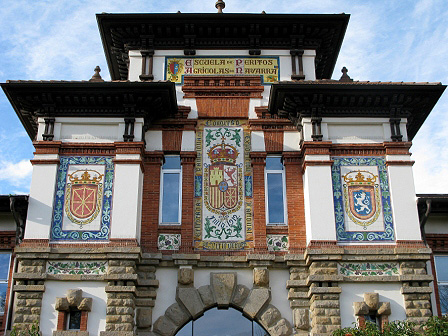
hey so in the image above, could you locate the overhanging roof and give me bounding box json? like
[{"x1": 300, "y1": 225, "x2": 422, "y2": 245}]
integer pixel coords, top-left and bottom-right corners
[
  {"x1": 268, "y1": 81, "x2": 446, "y2": 140},
  {"x1": 1, "y1": 81, "x2": 177, "y2": 140},
  {"x1": 97, "y1": 13, "x2": 350, "y2": 81}
]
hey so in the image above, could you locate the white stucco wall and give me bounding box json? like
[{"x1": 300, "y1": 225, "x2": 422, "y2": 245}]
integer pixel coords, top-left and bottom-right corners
[
  {"x1": 339, "y1": 283, "x2": 406, "y2": 328},
  {"x1": 0, "y1": 213, "x2": 17, "y2": 231},
  {"x1": 388, "y1": 164, "x2": 421, "y2": 240},
  {"x1": 251, "y1": 131, "x2": 265, "y2": 152},
  {"x1": 303, "y1": 161, "x2": 336, "y2": 243},
  {"x1": 40, "y1": 281, "x2": 107, "y2": 336},
  {"x1": 145, "y1": 130, "x2": 163, "y2": 151},
  {"x1": 24, "y1": 163, "x2": 58, "y2": 239},
  {"x1": 110, "y1": 161, "x2": 143, "y2": 239},
  {"x1": 283, "y1": 131, "x2": 301, "y2": 151},
  {"x1": 181, "y1": 131, "x2": 196, "y2": 151},
  {"x1": 425, "y1": 215, "x2": 448, "y2": 234}
]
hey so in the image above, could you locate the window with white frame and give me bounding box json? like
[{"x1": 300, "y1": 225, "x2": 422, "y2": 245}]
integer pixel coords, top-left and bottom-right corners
[
  {"x1": 265, "y1": 156, "x2": 287, "y2": 225},
  {"x1": 160, "y1": 156, "x2": 182, "y2": 225},
  {"x1": 434, "y1": 255, "x2": 448, "y2": 314},
  {"x1": 0, "y1": 253, "x2": 11, "y2": 314}
]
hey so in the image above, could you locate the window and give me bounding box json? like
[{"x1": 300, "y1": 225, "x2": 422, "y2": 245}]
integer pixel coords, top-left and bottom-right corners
[
  {"x1": 160, "y1": 156, "x2": 182, "y2": 225},
  {"x1": 435, "y1": 256, "x2": 448, "y2": 314},
  {"x1": 265, "y1": 156, "x2": 287, "y2": 225},
  {"x1": 67, "y1": 309, "x2": 82, "y2": 330},
  {"x1": 0, "y1": 253, "x2": 11, "y2": 314}
]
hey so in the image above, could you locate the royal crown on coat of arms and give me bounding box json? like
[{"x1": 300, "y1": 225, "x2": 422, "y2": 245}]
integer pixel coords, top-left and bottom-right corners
[
  {"x1": 68, "y1": 170, "x2": 103, "y2": 185},
  {"x1": 343, "y1": 171, "x2": 377, "y2": 186},
  {"x1": 207, "y1": 139, "x2": 239, "y2": 164}
]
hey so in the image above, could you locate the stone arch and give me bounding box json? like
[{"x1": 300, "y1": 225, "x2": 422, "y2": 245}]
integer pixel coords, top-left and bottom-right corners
[{"x1": 152, "y1": 270, "x2": 293, "y2": 336}]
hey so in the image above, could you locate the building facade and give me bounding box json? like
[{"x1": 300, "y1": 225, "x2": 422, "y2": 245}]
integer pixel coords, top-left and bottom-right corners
[{"x1": 0, "y1": 7, "x2": 446, "y2": 336}]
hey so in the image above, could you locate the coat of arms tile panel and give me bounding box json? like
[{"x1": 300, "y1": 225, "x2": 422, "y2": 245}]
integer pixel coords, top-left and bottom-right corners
[
  {"x1": 51, "y1": 156, "x2": 114, "y2": 241},
  {"x1": 194, "y1": 120, "x2": 253, "y2": 250},
  {"x1": 332, "y1": 157, "x2": 394, "y2": 242}
]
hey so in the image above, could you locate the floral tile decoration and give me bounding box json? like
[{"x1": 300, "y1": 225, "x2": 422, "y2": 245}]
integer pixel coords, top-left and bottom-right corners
[
  {"x1": 47, "y1": 261, "x2": 108, "y2": 275},
  {"x1": 267, "y1": 235, "x2": 289, "y2": 251},
  {"x1": 338, "y1": 262, "x2": 399, "y2": 276},
  {"x1": 51, "y1": 156, "x2": 114, "y2": 241},
  {"x1": 332, "y1": 157, "x2": 394, "y2": 242},
  {"x1": 158, "y1": 234, "x2": 181, "y2": 250}
]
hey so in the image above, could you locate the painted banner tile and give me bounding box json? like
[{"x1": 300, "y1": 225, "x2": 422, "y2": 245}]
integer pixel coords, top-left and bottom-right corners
[
  {"x1": 47, "y1": 261, "x2": 108, "y2": 275},
  {"x1": 332, "y1": 157, "x2": 394, "y2": 242},
  {"x1": 338, "y1": 262, "x2": 399, "y2": 276},
  {"x1": 51, "y1": 156, "x2": 114, "y2": 241},
  {"x1": 194, "y1": 120, "x2": 253, "y2": 250}
]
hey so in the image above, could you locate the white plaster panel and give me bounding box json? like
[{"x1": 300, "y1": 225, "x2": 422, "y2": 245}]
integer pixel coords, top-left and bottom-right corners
[
  {"x1": 115, "y1": 154, "x2": 141, "y2": 160},
  {"x1": 0, "y1": 213, "x2": 16, "y2": 231},
  {"x1": 181, "y1": 131, "x2": 196, "y2": 151},
  {"x1": 327, "y1": 124, "x2": 385, "y2": 143},
  {"x1": 339, "y1": 283, "x2": 406, "y2": 327},
  {"x1": 301, "y1": 120, "x2": 314, "y2": 142},
  {"x1": 423, "y1": 215, "x2": 448, "y2": 234},
  {"x1": 33, "y1": 154, "x2": 60, "y2": 160},
  {"x1": 269, "y1": 269, "x2": 293, "y2": 325},
  {"x1": 153, "y1": 268, "x2": 179, "y2": 322},
  {"x1": 40, "y1": 281, "x2": 107, "y2": 336},
  {"x1": 385, "y1": 155, "x2": 412, "y2": 162},
  {"x1": 303, "y1": 50, "x2": 316, "y2": 81},
  {"x1": 110, "y1": 164, "x2": 142, "y2": 239},
  {"x1": 304, "y1": 165, "x2": 336, "y2": 243},
  {"x1": 24, "y1": 164, "x2": 58, "y2": 239},
  {"x1": 400, "y1": 122, "x2": 409, "y2": 142},
  {"x1": 128, "y1": 50, "x2": 143, "y2": 81},
  {"x1": 388, "y1": 165, "x2": 421, "y2": 240},
  {"x1": 251, "y1": 131, "x2": 265, "y2": 152},
  {"x1": 145, "y1": 130, "x2": 163, "y2": 151},
  {"x1": 249, "y1": 98, "x2": 264, "y2": 119},
  {"x1": 59, "y1": 124, "x2": 120, "y2": 143},
  {"x1": 304, "y1": 155, "x2": 330, "y2": 161},
  {"x1": 283, "y1": 132, "x2": 301, "y2": 151}
]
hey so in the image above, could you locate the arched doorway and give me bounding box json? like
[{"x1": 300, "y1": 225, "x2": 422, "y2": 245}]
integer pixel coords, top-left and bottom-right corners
[{"x1": 176, "y1": 307, "x2": 269, "y2": 336}]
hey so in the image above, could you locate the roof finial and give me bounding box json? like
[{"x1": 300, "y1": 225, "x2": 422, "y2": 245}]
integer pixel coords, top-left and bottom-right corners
[
  {"x1": 339, "y1": 66, "x2": 353, "y2": 82},
  {"x1": 89, "y1": 66, "x2": 104, "y2": 82},
  {"x1": 215, "y1": 0, "x2": 225, "y2": 13}
]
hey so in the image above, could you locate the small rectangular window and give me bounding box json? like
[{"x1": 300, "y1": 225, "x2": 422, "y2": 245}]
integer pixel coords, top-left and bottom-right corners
[
  {"x1": 265, "y1": 157, "x2": 287, "y2": 225},
  {"x1": 0, "y1": 253, "x2": 10, "y2": 315},
  {"x1": 435, "y1": 256, "x2": 448, "y2": 314},
  {"x1": 160, "y1": 156, "x2": 182, "y2": 225},
  {"x1": 67, "y1": 310, "x2": 82, "y2": 330}
]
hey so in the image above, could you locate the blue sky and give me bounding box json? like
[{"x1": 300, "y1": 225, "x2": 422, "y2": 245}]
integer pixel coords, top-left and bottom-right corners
[{"x1": 0, "y1": 0, "x2": 447, "y2": 195}]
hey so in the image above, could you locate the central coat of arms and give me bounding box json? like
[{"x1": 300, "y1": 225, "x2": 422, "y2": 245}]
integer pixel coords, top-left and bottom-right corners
[
  {"x1": 342, "y1": 170, "x2": 381, "y2": 229},
  {"x1": 64, "y1": 169, "x2": 104, "y2": 228}
]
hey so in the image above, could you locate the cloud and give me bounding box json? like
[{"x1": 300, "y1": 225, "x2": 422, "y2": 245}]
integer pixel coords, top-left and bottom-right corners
[{"x1": 0, "y1": 160, "x2": 32, "y2": 188}]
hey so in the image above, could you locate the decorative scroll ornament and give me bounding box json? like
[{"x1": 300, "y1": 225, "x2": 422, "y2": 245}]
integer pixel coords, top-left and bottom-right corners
[
  {"x1": 65, "y1": 170, "x2": 103, "y2": 228},
  {"x1": 342, "y1": 170, "x2": 381, "y2": 229}
]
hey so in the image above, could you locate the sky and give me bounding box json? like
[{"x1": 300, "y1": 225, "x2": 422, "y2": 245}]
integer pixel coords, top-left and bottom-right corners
[{"x1": 0, "y1": 0, "x2": 447, "y2": 195}]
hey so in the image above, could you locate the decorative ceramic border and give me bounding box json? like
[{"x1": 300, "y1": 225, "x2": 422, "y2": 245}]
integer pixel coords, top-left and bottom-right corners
[
  {"x1": 47, "y1": 261, "x2": 108, "y2": 275},
  {"x1": 51, "y1": 156, "x2": 114, "y2": 241},
  {"x1": 338, "y1": 262, "x2": 399, "y2": 276},
  {"x1": 267, "y1": 235, "x2": 289, "y2": 251},
  {"x1": 332, "y1": 157, "x2": 394, "y2": 242},
  {"x1": 158, "y1": 234, "x2": 181, "y2": 250}
]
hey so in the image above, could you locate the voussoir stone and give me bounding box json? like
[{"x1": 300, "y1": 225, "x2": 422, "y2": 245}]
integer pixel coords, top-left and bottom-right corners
[
  {"x1": 232, "y1": 284, "x2": 250, "y2": 308},
  {"x1": 153, "y1": 316, "x2": 177, "y2": 336},
  {"x1": 364, "y1": 293, "x2": 379, "y2": 310},
  {"x1": 55, "y1": 297, "x2": 69, "y2": 311},
  {"x1": 165, "y1": 303, "x2": 190, "y2": 327},
  {"x1": 198, "y1": 285, "x2": 215, "y2": 309},
  {"x1": 78, "y1": 297, "x2": 93, "y2": 311},
  {"x1": 293, "y1": 308, "x2": 309, "y2": 330},
  {"x1": 377, "y1": 302, "x2": 391, "y2": 316},
  {"x1": 243, "y1": 288, "x2": 270, "y2": 319},
  {"x1": 136, "y1": 307, "x2": 152, "y2": 328},
  {"x1": 210, "y1": 272, "x2": 236, "y2": 308},
  {"x1": 260, "y1": 304, "x2": 281, "y2": 328},
  {"x1": 268, "y1": 318, "x2": 293, "y2": 336},
  {"x1": 66, "y1": 289, "x2": 82, "y2": 307},
  {"x1": 176, "y1": 287, "x2": 204, "y2": 319},
  {"x1": 178, "y1": 268, "x2": 194, "y2": 286},
  {"x1": 253, "y1": 268, "x2": 269, "y2": 287},
  {"x1": 353, "y1": 302, "x2": 369, "y2": 316}
]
